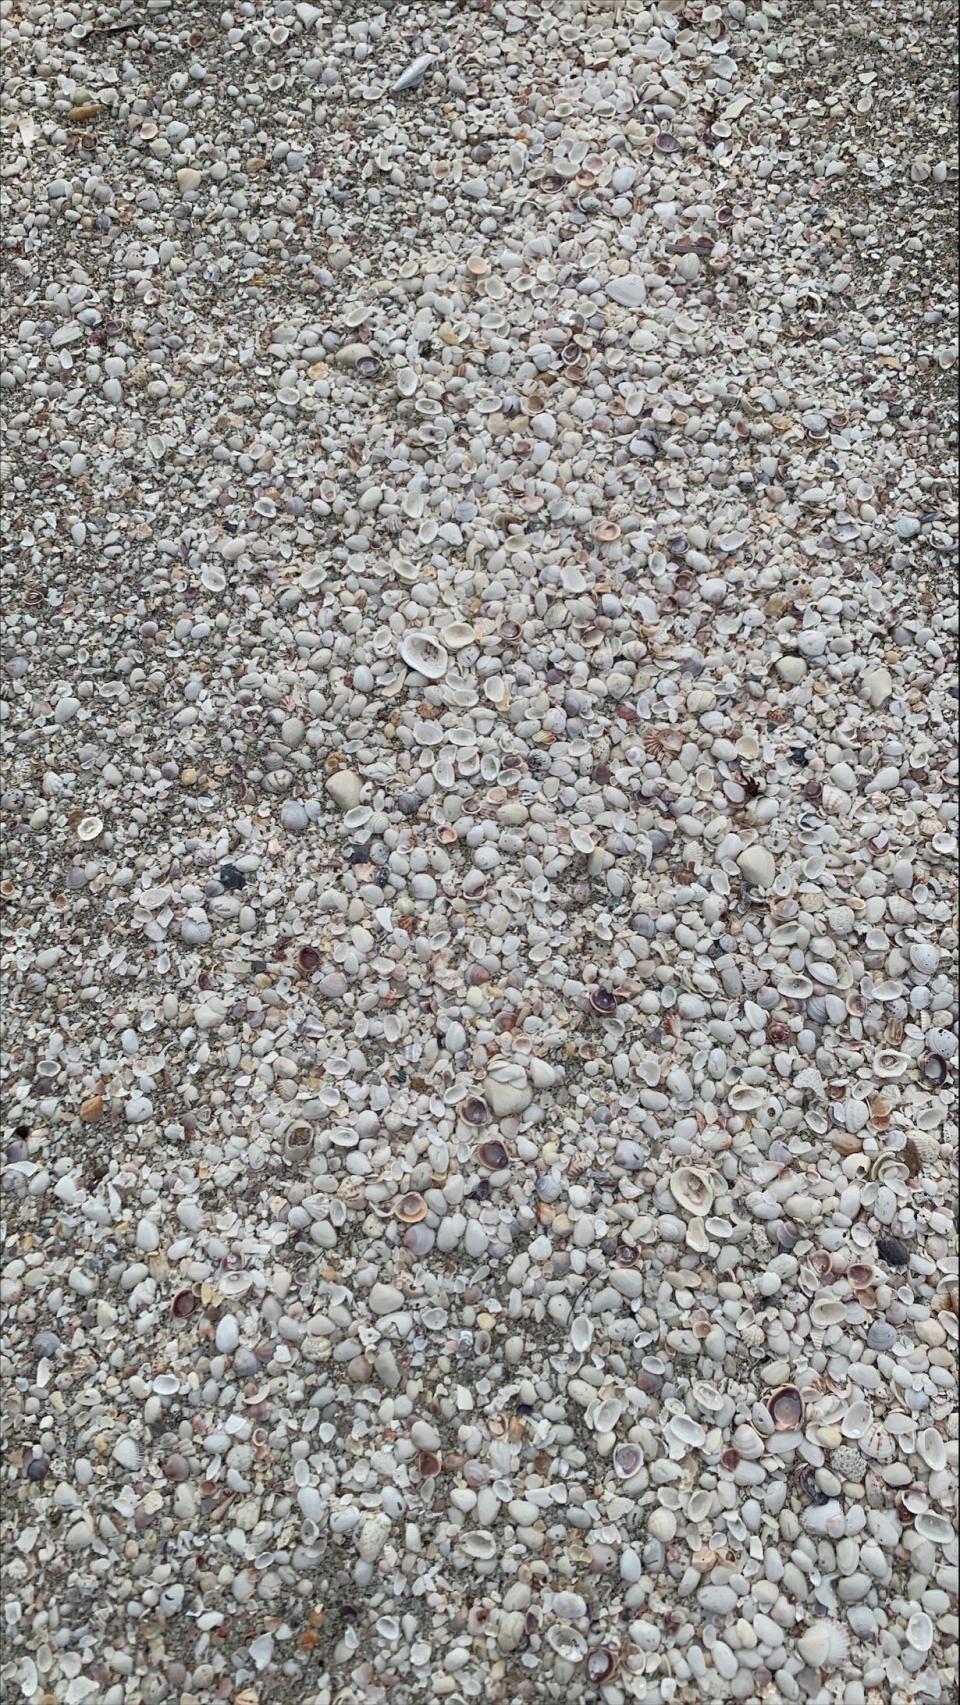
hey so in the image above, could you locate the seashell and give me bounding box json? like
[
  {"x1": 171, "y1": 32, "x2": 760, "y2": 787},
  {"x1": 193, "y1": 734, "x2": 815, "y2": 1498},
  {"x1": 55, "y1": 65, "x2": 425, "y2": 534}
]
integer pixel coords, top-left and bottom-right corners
[
  {"x1": 585, "y1": 1648, "x2": 618, "y2": 1683},
  {"x1": 874, "y1": 1049, "x2": 910, "y2": 1080},
  {"x1": 728, "y1": 1082, "x2": 765, "y2": 1111},
  {"x1": 404, "y1": 1223, "x2": 434, "y2": 1256},
  {"x1": 282, "y1": 1122, "x2": 314, "y2": 1164},
  {"x1": 394, "y1": 1192, "x2": 428, "y2": 1223},
  {"x1": 860, "y1": 1423, "x2": 894, "y2": 1464},
  {"x1": 297, "y1": 945, "x2": 322, "y2": 975},
  {"x1": 809, "y1": 1295, "x2": 846, "y2": 1328},
  {"x1": 923, "y1": 1053, "x2": 948, "y2": 1086},
  {"x1": 876, "y1": 1235, "x2": 910, "y2": 1267},
  {"x1": 399, "y1": 630, "x2": 449, "y2": 679},
  {"x1": 916, "y1": 1427, "x2": 946, "y2": 1472},
  {"x1": 418, "y1": 1450, "x2": 441, "y2": 1478},
  {"x1": 612, "y1": 1442, "x2": 643, "y2": 1479},
  {"x1": 731, "y1": 1424, "x2": 765, "y2": 1460},
  {"x1": 590, "y1": 1397, "x2": 623, "y2": 1433},
  {"x1": 665, "y1": 1412, "x2": 706, "y2": 1451},
  {"x1": 906, "y1": 1612, "x2": 934, "y2": 1653},
  {"x1": 547, "y1": 1625, "x2": 587, "y2": 1662},
  {"x1": 847, "y1": 1262, "x2": 876, "y2": 1290},
  {"x1": 691, "y1": 1380, "x2": 725, "y2": 1414},
  {"x1": 668, "y1": 1166, "x2": 716, "y2": 1217},
  {"x1": 441, "y1": 621, "x2": 475, "y2": 651},
  {"x1": 391, "y1": 52, "x2": 434, "y2": 94},
  {"x1": 475, "y1": 1139, "x2": 510, "y2": 1171},
  {"x1": 840, "y1": 1399, "x2": 871, "y2": 1439},
  {"x1": 77, "y1": 815, "x2": 103, "y2": 842},
  {"x1": 570, "y1": 1315, "x2": 593, "y2": 1354},
  {"x1": 797, "y1": 1620, "x2": 849, "y2": 1668},
  {"x1": 914, "y1": 1510, "x2": 953, "y2": 1544},
  {"x1": 767, "y1": 1386, "x2": 804, "y2": 1432},
  {"x1": 908, "y1": 941, "x2": 939, "y2": 975},
  {"x1": 459, "y1": 1529, "x2": 496, "y2": 1560},
  {"x1": 460, "y1": 1096, "x2": 490, "y2": 1126},
  {"x1": 171, "y1": 1288, "x2": 198, "y2": 1318},
  {"x1": 594, "y1": 520, "x2": 622, "y2": 542},
  {"x1": 589, "y1": 987, "x2": 617, "y2": 1015}
]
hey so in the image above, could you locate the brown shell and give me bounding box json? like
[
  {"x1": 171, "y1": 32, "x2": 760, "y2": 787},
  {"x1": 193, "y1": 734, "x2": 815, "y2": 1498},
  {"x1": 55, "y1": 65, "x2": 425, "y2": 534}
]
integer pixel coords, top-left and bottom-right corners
[{"x1": 394, "y1": 1191, "x2": 428, "y2": 1224}]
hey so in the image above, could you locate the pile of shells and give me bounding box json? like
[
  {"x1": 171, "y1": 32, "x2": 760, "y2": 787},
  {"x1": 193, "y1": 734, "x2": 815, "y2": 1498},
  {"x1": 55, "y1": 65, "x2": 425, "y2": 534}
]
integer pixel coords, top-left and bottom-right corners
[{"x1": 0, "y1": 0, "x2": 956, "y2": 1699}]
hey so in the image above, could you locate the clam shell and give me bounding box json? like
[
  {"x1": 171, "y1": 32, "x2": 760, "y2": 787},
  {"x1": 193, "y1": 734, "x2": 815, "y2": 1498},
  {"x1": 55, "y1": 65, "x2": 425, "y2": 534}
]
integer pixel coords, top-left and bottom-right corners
[
  {"x1": 728, "y1": 1082, "x2": 765, "y2": 1111},
  {"x1": 906, "y1": 1611, "x2": 934, "y2": 1652},
  {"x1": 914, "y1": 1510, "x2": 953, "y2": 1543},
  {"x1": 547, "y1": 1625, "x2": 587, "y2": 1662},
  {"x1": 916, "y1": 1427, "x2": 946, "y2": 1471},
  {"x1": 77, "y1": 815, "x2": 104, "y2": 842},
  {"x1": 840, "y1": 1399, "x2": 871, "y2": 1439},
  {"x1": 459, "y1": 1530, "x2": 496, "y2": 1559},
  {"x1": 399, "y1": 629, "x2": 449, "y2": 679},
  {"x1": 767, "y1": 1385, "x2": 804, "y2": 1432},
  {"x1": 668, "y1": 1165, "x2": 716, "y2": 1216}
]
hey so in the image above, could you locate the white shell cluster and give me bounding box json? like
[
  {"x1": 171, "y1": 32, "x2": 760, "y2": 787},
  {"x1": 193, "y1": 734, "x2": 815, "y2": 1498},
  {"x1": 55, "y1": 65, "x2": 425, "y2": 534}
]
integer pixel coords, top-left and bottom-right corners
[{"x1": 1, "y1": 0, "x2": 956, "y2": 1698}]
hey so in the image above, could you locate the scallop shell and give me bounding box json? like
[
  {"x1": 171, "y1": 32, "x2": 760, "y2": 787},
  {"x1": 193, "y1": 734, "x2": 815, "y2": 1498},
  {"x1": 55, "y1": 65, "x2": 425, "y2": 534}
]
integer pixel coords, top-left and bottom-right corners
[
  {"x1": 797, "y1": 1620, "x2": 849, "y2": 1668},
  {"x1": 399, "y1": 629, "x2": 449, "y2": 679},
  {"x1": 875, "y1": 1048, "x2": 910, "y2": 1079},
  {"x1": 668, "y1": 1165, "x2": 716, "y2": 1216}
]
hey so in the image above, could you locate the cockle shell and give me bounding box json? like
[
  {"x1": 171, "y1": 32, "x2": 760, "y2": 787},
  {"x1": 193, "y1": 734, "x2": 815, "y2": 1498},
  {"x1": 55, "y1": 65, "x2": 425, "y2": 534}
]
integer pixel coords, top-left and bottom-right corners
[{"x1": 797, "y1": 1620, "x2": 849, "y2": 1668}]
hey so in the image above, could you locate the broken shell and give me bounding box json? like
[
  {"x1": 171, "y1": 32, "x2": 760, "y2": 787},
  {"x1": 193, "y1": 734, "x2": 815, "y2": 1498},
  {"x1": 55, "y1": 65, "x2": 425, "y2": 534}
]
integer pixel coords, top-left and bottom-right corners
[
  {"x1": 282, "y1": 1122, "x2": 314, "y2": 1164},
  {"x1": 728, "y1": 1082, "x2": 765, "y2": 1112},
  {"x1": 767, "y1": 1386, "x2": 804, "y2": 1432},
  {"x1": 394, "y1": 1192, "x2": 428, "y2": 1223},
  {"x1": 399, "y1": 629, "x2": 449, "y2": 679},
  {"x1": 668, "y1": 1166, "x2": 716, "y2": 1216},
  {"x1": 475, "y1": 1139, "x2": 510, "y2": 1171},
  {"x1": 875, "y1": 1049, "x2": 910, "y2": 1080}
]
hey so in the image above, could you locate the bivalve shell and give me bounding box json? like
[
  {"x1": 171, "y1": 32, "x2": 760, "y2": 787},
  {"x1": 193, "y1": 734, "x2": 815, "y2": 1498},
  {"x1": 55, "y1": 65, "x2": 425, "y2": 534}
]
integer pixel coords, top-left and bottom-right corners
[
  {"x1": 668, "y1": 1166, "x2": 716, "y2": 1216},
  {"x1": 399, "y1": 629, "x2": 449, "y2": 679},
  {"x1": 797, "y1": 1620, "x2": 849, "y2": 1668}
]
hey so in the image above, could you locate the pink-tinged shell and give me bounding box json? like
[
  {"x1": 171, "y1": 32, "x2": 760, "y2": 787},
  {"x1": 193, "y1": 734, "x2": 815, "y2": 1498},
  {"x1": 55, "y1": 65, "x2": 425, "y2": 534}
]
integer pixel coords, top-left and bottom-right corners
[
  {"x1": 394, "y1": 1191, "x2": 428, "y2": 1224},
  {"x1": 460, "y1": 1096, "x2": 490, "y2": 1126},
  {"x1": 767, "y1": 1385, "x2": 804, "y2": 1432}
]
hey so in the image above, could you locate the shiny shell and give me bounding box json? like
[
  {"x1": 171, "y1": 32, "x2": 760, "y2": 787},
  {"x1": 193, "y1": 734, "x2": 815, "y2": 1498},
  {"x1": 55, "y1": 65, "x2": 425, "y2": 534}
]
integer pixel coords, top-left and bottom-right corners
[
  {"x1": 394, "y1": 1191, "x2": 428, "y2": 1223},
  {"x1": 767, "y1": 1385, "x2": 804, "y2": 1432},
  {"x1": 475, "y1": 1139, "x2": 510, "y2": 1171},
  {"x1": 459, "y1": 1096, "x2": 490, "y2": 1126}
]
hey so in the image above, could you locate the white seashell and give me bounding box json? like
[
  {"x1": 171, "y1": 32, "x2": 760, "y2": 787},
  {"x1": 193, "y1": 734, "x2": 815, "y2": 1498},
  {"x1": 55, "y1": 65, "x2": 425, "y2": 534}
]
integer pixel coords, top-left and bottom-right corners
[
  {"x1": 914, "y1": 1510, "x2": 953, "y2": 1543},
  {"x1": 459, "y1": 1530, "x2": 497, "y2": 1559},
  {"x1": 399, "y1": 629, "x2": 448, "y2": 679},
  {"x1": 570, "y1": 1316, "x2": 593, "y2": 1354},
  {"x1": 860, "y1": 1423, "x2": 894, "y2": 1463},
  {"x1": 797, "y1": 1620, "x2": 849, "y2": 1668},
  {"x1": 906, "y1": 1611, "x2": 934, "y2": 1652},
  {"x1": 840, "y1": 1399, "x2": 871, "y2": 1439},
  {"x1": 441, "y1": 621, "x2": 475, "y2": 651},
  {"x1": 668, "y1": 1165, "x2": 716, "y2": 1217},
  {"x1": 547, "y1": 1625, "x2": 587, "y2": 1662},
  {"x1": 731, "y1": 1424, "x2": 765, "y2": 1460},
  {"x1": 916, "y1": 1427, "x2": 946, "y2": 1472},
  {"x1": 875, "y1": 1049, "x2": 910, "y2": 1079},
  {"x1": 201, "y1": 562, "x2": 227, "y2": 592},
  {"x1": 665, "y1": 1412, "x2": 706, "y2": 1450},
  {"x1": 390, "y1": 52, "x2": 434, "y2": 94},
  {"x1": 690, "y1": 1380, "x2": 725, "y2": 1414},
  {"x1": 809, "y1": 1295, "x2": 846, "y2": 1328},
  {"x1": 77, "y1": 815, "x2": 103, "y2": 842},
  {"x1": 590, "y1": 1397, "x2": 623, "y2": 1433},
  {"x1": 909, "y1": 941, "x2": 939, "y2": 975},
  {"x1": 728, "y1": 1083, "x2": 765, "y2": 1111}
]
